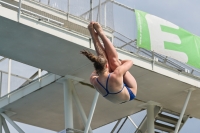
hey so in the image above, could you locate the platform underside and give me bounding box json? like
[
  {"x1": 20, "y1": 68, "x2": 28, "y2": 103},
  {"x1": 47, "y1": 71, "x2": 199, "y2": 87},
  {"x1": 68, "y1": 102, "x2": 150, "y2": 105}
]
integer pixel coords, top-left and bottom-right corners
[{"x1": 0, "y1": 7, "x2": 200, "y2": 132}]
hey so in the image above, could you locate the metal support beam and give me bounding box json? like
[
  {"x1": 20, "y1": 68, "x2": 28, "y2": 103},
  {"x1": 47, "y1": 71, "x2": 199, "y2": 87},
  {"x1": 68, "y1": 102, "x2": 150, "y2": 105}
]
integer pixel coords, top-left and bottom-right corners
[
  {"x1": 66, "y1": 128, "x2": 84, "y2": 133},
  {"x1": 117, "y1": 117, "x2": 128, "y2": 133},
  {"x1": 72, "y1": 85, "x2": 93, "y2": 133},
  {"x1": 174, "y1": 88, "x2": 195, "y2": 133},
  {"x1": 147, "y1": 104, "x2": 155, "y2": 133},
  {"x1": 0, "y1": 57, "x2": 6, "y2": 62},
  {"x1": 128, "y1": 116, "x2": 138, "y2": 129},
  {"x1": 0, "y1": 70, "x2": 31, "y2": 81},
  {"x1": 1, "y1": 113, "x2": 24, "y2": 133},
  {"x1": 2, "y1": 116, "x2": 10, "y2": 133},
  {"x1": 20, "y1": 71, "x2": 39, "y2": 87},
  {"x1": 111, "y1": 118, "x2": 122, "y2": 133},
  {"x1": 138, "y1": 101, "x2": 161, "y2": 133},
  {"x1": 63, "y1": 79, "x2": 73, "y2": 131},
  {"x1": 84, "y1": 91, "x2": 99, "y2": 133},
  {"x1": 119, "y1": 40, "x2": 135, "y2": 48},
  {"x1": 7, "y1": 59, "x2": 11, "y2": 96}
]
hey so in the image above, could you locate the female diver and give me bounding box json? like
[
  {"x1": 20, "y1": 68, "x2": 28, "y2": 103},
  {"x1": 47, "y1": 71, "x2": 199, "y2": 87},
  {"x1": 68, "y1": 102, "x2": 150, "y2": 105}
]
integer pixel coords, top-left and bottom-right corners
[{"x1": 81, "y1": 22, "x2": 137, "y2": 104}]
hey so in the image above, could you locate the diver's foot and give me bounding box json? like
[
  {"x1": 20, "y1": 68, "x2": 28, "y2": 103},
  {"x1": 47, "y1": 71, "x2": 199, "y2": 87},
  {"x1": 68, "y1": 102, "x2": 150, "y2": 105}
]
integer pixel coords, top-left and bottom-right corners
[
  {"x1": 88, "y1": 22, "x2": 98, "y2": 38},
  {"x1": 93, "y1": 22, "x2": 104, "y2": 36},
  {"x1": 88, "y1": 22, "x2": 94, "y2": 33}
]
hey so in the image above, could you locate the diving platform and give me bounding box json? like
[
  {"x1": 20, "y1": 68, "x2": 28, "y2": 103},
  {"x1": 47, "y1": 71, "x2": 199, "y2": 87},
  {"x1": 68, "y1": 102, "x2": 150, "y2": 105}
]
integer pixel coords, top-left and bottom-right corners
[{"x1": 0, "y1": 0, "x2": 200, "y2": 132}]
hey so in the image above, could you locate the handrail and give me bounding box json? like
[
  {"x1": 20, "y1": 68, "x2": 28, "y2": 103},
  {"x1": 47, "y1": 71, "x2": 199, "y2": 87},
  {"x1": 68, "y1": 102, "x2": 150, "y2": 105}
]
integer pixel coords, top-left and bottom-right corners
[
  {"x1": 114, "y1": 36, "x2": 187, "y2": 72},
  {"x1": 0, "y1": 70, "x2": 32, "y2": 81},
  {"x1": 21, "y1": 9, "x2": 64, "y2": 25},
  {"x1": 0, "y1": 73, "x2": 54, "y2": 98},
  {"x1": 80, "y1": 0, "x2": 111, "y2": 17},
  {"x1": 0, "y1": 1, "x2": 64, "y2": 26},
  {"x1": 111, "y1": 0, "x2": 135, "y2": 12}
]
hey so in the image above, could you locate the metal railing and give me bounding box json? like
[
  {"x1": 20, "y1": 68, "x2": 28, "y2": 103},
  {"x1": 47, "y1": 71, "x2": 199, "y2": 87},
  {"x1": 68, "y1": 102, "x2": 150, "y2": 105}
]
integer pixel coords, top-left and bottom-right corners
[
  {"x1": 0, "y1": 0, "x2": 64, "y2": 26},
  {"x1": 0, "y1": 57, "x2": 45, "y2": 97},
  {"x1": 2, "y1": 0, "x2": 199, "y2": 76}
]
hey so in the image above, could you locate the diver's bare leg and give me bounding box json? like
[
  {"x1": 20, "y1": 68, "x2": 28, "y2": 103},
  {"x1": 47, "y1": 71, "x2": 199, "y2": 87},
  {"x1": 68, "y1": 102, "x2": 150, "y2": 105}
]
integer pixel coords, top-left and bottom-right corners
[
  {"x1": 93, "y1": 22, "x2": 121, "y2": 71},
  {"x1": 88, "y1": 22, "x2": 107, "y2": 58}
]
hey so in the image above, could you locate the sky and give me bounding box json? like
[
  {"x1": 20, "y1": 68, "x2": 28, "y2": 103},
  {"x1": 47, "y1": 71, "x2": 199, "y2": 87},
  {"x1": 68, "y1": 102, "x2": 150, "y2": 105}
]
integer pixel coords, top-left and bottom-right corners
[{"x1": 1, "y1": 0, "x2": 200, "y2": 133}]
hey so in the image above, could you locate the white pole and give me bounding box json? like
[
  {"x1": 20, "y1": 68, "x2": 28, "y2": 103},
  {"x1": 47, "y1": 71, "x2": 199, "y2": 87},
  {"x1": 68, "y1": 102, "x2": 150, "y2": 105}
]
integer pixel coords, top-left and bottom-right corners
[
  {"x1": 67, "y1": 0, "x2": 70, "y2": 20},
  {"x1": 104, "y1": 3, "x2": 106, "y2": 27},
  {"x1": 7, "y1": 59, "x2": 11, "y2": 95},
  {"x1": 72, "y1": 87, "x2": 93, "y2": 133},
  {"x1": 84, "y1": 91, "x2": 99, "y2": 133},
  {"x1": 18, "y1": 0, "x2": 22, "y2": 22},
  {"x1": 147, "y1": 104, "x2": 154, "y2": 133},
  {"x1": 174, "y1": 89, "x2": 194, "y2": 133},
  {"x1": 112, "y1": 1, "x2": 135, "y2": 12},
  {"x1": 38, "y1": 69, "x2": 41, "y2": 78},
  {"x1": 2, "y1": 116, "x2": 10, "y2": 133},
  {"x1": 63, "y1": 79, "x2": 73, "y2": 130},
  {"x1": 90, "y1": 0, "x2": 93, "y2": 21},
  {"x1": 1, "y1": 113, "x2": 24, "y2": 133},
  {"x1": 128, "y1": 116, "x2": 138, "y2": 129},
  {"x1": 98, "y1": 0, "x2": 101, "y2": 24}
]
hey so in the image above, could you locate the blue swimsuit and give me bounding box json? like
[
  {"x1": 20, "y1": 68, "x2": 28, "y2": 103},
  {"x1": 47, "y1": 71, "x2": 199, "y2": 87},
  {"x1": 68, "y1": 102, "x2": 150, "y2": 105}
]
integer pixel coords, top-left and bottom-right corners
[{"x1": 96, "y1": 73, "x2": 135, "y2": 102}]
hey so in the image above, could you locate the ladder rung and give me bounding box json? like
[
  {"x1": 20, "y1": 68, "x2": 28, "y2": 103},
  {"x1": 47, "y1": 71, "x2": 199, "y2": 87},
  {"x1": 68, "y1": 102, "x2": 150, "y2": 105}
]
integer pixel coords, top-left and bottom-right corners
[{"x1": 155, "y1": 122, "x2": 175, "y2": 132}]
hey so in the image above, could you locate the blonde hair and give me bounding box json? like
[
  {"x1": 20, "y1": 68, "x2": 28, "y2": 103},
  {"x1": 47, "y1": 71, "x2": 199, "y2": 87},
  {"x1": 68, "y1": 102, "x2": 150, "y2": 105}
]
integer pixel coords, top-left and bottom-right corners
[{"x1": 81, "y1": 50, "x2": 107, "y2": 74}]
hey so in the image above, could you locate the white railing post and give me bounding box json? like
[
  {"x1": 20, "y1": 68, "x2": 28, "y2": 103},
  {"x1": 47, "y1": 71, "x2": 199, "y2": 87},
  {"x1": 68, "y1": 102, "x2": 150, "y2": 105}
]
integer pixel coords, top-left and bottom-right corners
[
  {"x1": 1, "y1": 113, "x2": 25, "y2": 133},
  {"x1": 63, "y1": 79, "x2": 73, "y2": 131},
  {"x1": 98, "y1": 0, "x2": 101, "y2": 24},
  {"x1": 7, "y1": 59, "x2": 11, "y2": 96},
  {"x1": 84, "y1": 91, "x2": 99, "y2": 133},
  {"x1": 67, "y1": 0, "x2": 70, "y2": 20},
  {"x1": 72, "y1": 86, "x2": 93, "y2": 133},
  {"x1": 90, "y1": 0, "x2": 93, "y2": 21},
  {"x1": 38, "y1": 69, "x2": 41, "y2": 78},
  {"x1": 18, "y1": 0, "x2": 22, "y2": 22},
  {"x1": 174, "y1": 88, "x2": 195, "y2": 133},
  {"x1": 104, "y1": 3, "x2": 106, "y2": 27}
]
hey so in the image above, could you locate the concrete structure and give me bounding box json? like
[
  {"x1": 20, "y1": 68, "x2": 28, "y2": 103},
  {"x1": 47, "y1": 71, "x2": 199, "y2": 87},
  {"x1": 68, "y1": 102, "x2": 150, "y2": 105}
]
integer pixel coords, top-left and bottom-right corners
[{"x1": 0, "y1": 0, "x2": 200, "y2": 132}]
